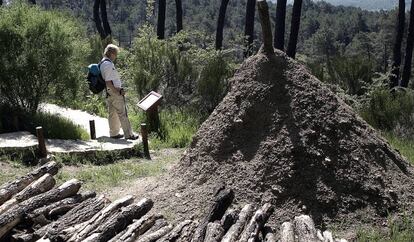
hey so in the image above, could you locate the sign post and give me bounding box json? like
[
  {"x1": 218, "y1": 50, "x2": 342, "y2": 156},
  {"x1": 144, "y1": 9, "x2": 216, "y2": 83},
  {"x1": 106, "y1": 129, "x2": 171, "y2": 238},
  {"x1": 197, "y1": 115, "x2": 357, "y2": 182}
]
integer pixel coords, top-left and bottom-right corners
[{"x1": 137, "y1": 91, "x2": 163, "y2": 133}]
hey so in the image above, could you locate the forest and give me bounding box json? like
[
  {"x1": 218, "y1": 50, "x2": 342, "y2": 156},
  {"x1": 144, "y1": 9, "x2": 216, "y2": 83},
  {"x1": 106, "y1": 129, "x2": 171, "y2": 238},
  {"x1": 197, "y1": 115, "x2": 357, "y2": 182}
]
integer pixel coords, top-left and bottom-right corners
[{"x1": 2, "y1": 0, "x2": 414, "y2": 241}]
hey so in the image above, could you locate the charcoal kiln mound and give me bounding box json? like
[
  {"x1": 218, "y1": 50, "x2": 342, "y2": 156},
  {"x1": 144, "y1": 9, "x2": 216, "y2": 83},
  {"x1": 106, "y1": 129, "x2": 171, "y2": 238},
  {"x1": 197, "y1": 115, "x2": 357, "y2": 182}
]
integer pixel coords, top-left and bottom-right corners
[{"x1": 160, "y1": 49, "x2": 414, "y2": 229}]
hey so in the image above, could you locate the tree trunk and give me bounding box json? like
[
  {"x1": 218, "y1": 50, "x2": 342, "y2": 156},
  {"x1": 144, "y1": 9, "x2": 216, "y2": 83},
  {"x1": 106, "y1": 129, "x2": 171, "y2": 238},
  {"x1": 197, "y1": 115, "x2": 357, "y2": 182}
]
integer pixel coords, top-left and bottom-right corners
[
  {"x1": 157, "y1": 0, "x2": 166, "y2": 39},
  {"x1": 244, "y1": 0, "x2": 256, "y2": 57},
  {"x1": 82, "y1": 198, "x2": 154, "y2": 242},
  {"x1": 221, "y1": 204, "x2": 255, "y2": 242},
  {"x1": 0, "y1": 179, "x2": 81, "y2": 240},
  {"x1": 0, "y1": 174, "x2": 55, "y2": 214},
  {"x1": 239, "y1": 203, "x2": 273, "y2": 242},
  {"x1": 94, "y1": 0, "x2": 106, "y2": 39},
  {"x1": 29, "y1": 0, "x2": 36, "y2": 4},
  {"x1": 257, "y1": 0, "x2": 274, "y2": 56},
  {"x1": 216, "y1": 0, "x2": 231, "y2": 50},
  {"x1": 274, "y1": 0, "x2": 287, "y2": 50},
  {"x1": 287, "y1": 0, "x2": 303, "y2": 58},
  {"x1": 0, "y1": 161, "x2": 59, "y2": 206},
  {"x1": 66, "y1": 195, "x2": 135, "y2": 242},
  {"x1": 293, "y1": 215, "x2": 318, "y2": 242},
  {"x1": 175, "y1": 0, "x2": 183, "y2": 33},
  {"x1": 191, "y1": 187, "x2": 234, "y2": 242},
  {"x1": 401, "y1": 0, "x2": 414, "y2": 87},
  {"x1": 100, "y1": 0, "x2": 112, "y2": 38},
  {"x1": 391, "y1": 0, "x2": 406, "y2": 88}
]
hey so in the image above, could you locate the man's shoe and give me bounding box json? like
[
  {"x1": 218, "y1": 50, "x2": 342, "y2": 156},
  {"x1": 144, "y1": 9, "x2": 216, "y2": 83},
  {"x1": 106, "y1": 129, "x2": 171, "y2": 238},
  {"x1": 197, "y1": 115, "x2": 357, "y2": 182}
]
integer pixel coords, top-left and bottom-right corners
[
  {"x1": 126, "y1": 135, "x2": 139, "y2": 140},
  {"x1": 110, "y1": 134, "x2": 124, "y2": 139}
]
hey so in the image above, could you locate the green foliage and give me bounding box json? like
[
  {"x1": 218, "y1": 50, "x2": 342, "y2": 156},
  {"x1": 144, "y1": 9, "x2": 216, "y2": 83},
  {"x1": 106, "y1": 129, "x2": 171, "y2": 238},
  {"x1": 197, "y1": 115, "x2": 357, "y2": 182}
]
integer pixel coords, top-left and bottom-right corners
[
  {"x1": 359, "y1": 87, "x2": 414, "y2": 132},
  {"x1": 383, "y1": 132, "x2": 414, "y2": 165},
  {"x1": 0, "y1": 3, "x2": 89, "y2": 113},
  {"x1": 357, "y1": 215, "x2": 414, "y2": 242}
]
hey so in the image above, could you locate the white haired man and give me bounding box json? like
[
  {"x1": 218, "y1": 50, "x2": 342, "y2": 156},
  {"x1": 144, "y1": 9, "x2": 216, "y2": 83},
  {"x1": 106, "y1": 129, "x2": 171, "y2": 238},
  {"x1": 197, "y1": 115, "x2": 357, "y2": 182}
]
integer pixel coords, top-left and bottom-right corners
[{"x1": 100, "y1": 44, "x2": 138, "y2": 140}]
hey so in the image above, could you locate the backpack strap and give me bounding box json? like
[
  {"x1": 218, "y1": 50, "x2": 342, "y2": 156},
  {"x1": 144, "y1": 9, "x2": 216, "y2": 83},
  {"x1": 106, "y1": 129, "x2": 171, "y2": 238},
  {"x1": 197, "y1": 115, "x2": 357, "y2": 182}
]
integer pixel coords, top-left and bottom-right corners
[{"x1": 98, "y1": 58, "x2": 112, "y2": 69}]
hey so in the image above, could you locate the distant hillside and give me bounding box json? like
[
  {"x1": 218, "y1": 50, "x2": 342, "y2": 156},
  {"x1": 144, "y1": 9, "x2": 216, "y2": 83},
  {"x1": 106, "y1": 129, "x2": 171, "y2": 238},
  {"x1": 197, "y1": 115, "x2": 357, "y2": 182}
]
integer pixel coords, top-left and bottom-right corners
[{"x1": 271, "y1": 0, "x2": 409, "y2": 11}]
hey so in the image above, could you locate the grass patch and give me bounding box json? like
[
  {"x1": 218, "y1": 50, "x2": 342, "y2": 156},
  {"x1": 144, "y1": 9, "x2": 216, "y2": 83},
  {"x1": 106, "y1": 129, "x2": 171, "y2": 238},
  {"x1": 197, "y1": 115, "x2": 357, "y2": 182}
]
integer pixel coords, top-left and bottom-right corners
[
  {"x1": 356, "y1": 216, "x2": 414, "y2": 242},
  {"x1": 31, "y1": 112, "x2": 89, "y2": 140},
  {"x1": 54, "y1": 149, "x2": 181, "y2": 192},
  {"x1": 129, "y1": 108, "x2": 200, "y2": 149},
  {"x1": 383, "y1": 132, "x2": 414, "y2": 164}
]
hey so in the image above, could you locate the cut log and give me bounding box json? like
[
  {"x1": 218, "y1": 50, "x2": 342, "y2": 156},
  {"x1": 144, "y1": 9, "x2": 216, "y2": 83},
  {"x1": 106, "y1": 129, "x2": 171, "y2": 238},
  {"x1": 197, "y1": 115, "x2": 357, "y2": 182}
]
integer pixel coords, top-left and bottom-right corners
[
  {"x1": 239, "y1": 203, "x2": 273, "y2": 242},
  {"x1": 0, "y1": 174, "x2": 55, "y2": 214},
  {"x1": 279, "y1": 222, "x2": 295, "y2": 242},
  {"x1": 135, "y1": 223, "x2": 173, "y2": 242},
  {"x1": 192, "y1": 187, "x2": 234, "y2": 242},
  {"x1": 108, "y1": 214, "x2": 162, "y2": 242},
  {"x1": 0, "y1": 179, "x2": 81, "y2": 240},
  {"x1": 264, "y1": 230, "x2": 276, "y2": 242},
  {"x1": 158, "y1": 220, "x2": 193, "y2": 242},
  {"x1": 294, "y1": 215, "x2": 318, "y2": 242},
  {"x1": 140, "y1": 217, "x2": 168, "y2": 237},
  {"x1": 66, "y1": 195, "x2": 134, "y2": 242},
  {"x1": 323, "y1": 230, "x2": 334, "y2": 242},
  {"x1": 37, "y1": 195, "x2": 107, "y2": 241},
  {"x1": 220, "y1": 209, "x2": 239, "y2": 233},
  {"x1": 28, "y1": 191, "x2": 96, "y2": 220},
  {"x1": 221, "y1": 204, "x2": 255, "y2": 242},
  {"x1": 81, "y1": 198, "x2": 153, "y2": 242},
  {"x1": 176, "y1": 220, "x2": 198, "y2": 242},
  {"x1": 203, "y1": 222, "x2": 224, "y2": 242},
  {"x1": 0, "y1": 161, "x2": 59, "y2": 205}
]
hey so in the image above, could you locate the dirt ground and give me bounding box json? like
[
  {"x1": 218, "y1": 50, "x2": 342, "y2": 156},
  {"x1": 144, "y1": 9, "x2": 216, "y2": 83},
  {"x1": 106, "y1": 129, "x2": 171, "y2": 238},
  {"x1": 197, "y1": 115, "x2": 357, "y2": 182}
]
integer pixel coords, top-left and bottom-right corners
[{"x1": 127, "y1": 50, "x2": 414, "y2": 240}]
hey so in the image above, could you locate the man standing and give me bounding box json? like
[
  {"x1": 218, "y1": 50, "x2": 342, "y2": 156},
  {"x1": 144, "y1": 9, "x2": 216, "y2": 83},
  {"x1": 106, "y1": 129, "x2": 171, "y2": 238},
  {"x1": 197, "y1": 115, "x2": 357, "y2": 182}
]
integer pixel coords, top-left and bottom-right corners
[{"x1": 100, "y1": 44, "x2": 138, "y2": 140}]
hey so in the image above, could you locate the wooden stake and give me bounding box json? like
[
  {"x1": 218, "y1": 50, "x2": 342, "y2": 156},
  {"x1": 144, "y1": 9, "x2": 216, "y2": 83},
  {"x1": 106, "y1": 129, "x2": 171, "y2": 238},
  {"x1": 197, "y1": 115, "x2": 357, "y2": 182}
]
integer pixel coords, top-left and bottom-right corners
[
  {"x1": 257, "y1": 0, "x2": 274, "y2": 55},
  {"x1": 141, "y1": 123, "x2": 150, "y2": 159},
  {"x1": 36, "y1": 126, "x2": 47, "y2": 158},
  {"x1": 89, "y1": 120, "x2": 96, "y2": 140}
]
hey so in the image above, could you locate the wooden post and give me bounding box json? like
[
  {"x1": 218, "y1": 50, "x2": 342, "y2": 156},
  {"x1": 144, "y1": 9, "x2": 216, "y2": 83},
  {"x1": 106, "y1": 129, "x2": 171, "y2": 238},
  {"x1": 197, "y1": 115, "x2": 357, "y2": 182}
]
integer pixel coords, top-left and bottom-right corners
[
  {"x1": 36, "y1": 127, "x2": 47, "y2": 158},
  {"x1": 89, "y1": 120, "x2": 96, "y2": 140},
  {"x1": 147, "y1": 105, "x2": 160, "y2": 133},
  {"x1": 141, "y1": 123, "x2": 150, "y2": 159},
  {"x1": 257, "y1": 0, "x2": 274, "y2": 56}
]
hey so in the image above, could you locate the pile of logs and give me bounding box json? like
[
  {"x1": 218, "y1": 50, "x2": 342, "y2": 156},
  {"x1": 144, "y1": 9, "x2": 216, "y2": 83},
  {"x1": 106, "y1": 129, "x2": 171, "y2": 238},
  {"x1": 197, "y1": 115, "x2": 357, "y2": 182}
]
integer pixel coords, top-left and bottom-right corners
[{"x1": 0, "y1": 162, "x2": 348, "y2": 242}]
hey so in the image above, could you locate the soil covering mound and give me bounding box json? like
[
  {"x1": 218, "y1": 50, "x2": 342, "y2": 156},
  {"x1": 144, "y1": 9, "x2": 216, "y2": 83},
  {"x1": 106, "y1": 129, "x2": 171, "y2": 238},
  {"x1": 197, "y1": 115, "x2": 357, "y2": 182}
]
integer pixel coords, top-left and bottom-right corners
[{"x1": 168, "y1": 50, "x2": 414, "y2": 227}]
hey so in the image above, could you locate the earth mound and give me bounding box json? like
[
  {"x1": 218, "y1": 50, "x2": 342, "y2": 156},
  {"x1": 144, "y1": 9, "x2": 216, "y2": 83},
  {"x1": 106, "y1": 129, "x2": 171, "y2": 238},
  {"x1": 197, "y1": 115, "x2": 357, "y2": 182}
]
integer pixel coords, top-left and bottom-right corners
[{"x1": 167, "y1": 49, "x2": 414, "y2": 227}]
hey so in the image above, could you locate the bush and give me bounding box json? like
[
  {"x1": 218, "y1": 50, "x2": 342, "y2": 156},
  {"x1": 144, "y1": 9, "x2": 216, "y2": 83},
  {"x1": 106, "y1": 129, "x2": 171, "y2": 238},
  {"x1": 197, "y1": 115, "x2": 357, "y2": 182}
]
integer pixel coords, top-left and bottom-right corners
[{"x1": 0, "y1": 3, "x2": 89, "y2": 114}]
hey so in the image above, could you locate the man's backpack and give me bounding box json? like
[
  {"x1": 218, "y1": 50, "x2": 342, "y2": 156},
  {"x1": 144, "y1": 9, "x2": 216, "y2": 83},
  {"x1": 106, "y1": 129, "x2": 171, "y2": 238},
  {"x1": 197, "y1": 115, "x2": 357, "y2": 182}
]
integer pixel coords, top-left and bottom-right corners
[{"x1": 87, "y1": 59, "x2": 111, "y2": 94}]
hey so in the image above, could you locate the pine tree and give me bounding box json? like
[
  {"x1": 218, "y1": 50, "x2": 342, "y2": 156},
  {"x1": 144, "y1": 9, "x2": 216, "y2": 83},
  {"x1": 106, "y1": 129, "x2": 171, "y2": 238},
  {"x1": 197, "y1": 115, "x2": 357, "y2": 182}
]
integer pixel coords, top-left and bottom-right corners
[
  {"x1": 287, "y1": 0, "x2": 303, "y2": 58},
  {"x1": 391, "y1": 0, "x2": 405, "y2": 88},
  {"x1": 100, "y1": 0, "x2": 111, "y2": 38},
  {"x1": 93, "y1": 0, "x2": 106, "y2": 39},
  {"x1": 175, "y1": 0, "x2": 183, "y2": 33},
  {"x1": 216, "y1": 0, "x2": 230, "y2": 50},
  {"x1": 157, "y1": 0, "x2": 166, "y2": 39},
  {"x1": 244, "y1": 0, "x2": 256, "y2": 57},
  {"x1": 401, "y1": 0, "x2": 414, "y2": 87},
  {"x1": 274, "y1": 0, "x2": 287, "y2": 50}
]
